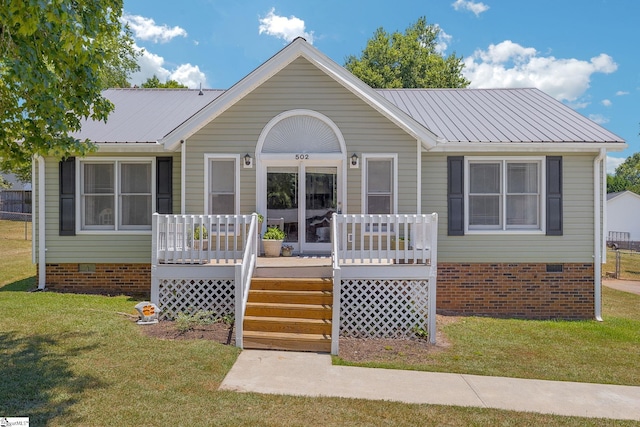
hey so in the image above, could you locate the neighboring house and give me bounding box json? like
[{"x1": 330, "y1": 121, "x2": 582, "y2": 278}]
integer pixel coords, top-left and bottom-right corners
[
  {"x1": 33, "y1": 38, "x2": 626, "y2": 335},
  {"x1": 607, "y1": 190, "x2": 640, "y2": 246}
]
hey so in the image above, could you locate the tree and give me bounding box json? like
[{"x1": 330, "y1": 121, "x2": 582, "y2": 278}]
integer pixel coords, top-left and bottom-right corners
[
  {"x1": 0, "y1": 0, "x2": 139, "y2": 177},
  {"x1": 610, "y1": 153, "x2": 640, "y2": 194},
  {"x1": 344, "y1": 17, "x2": 470, "y2": 89},
  {"x1": 141, "y1": 75, "x2": 188, "y2": 88}
]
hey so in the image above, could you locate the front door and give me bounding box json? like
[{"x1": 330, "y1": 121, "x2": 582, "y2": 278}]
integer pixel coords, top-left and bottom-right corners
[{"x1": 266, "y1": 163, "x2": 338, "y2": 253}]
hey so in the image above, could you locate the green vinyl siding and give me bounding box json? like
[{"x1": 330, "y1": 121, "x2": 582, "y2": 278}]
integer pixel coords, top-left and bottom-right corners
[
  {"x1": 185, "y1": 57, "x2": 418, "y2": 215},
  {"x1": 422, "y1": 152, "x2": 596, "y2": 263},
  {"x1": 39, "y1": 152, "x2": 181, "y2": 264}
]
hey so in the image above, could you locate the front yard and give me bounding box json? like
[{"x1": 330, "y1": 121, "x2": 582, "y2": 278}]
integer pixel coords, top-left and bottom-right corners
[{"x1": 1, "y1": 220, "x2": 638, "y2": 426}]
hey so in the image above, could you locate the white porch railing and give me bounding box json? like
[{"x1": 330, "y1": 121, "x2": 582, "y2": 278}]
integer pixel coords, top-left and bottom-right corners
[
  {"x1": 330, "y1": 213, "x2": 438, "y2": 354},
  {"x1": 333, "y1": 213, "x2": 437, "y2": 265},
  {"x1": 153, "y1": 214, "x2": 255, "y2": 265}
]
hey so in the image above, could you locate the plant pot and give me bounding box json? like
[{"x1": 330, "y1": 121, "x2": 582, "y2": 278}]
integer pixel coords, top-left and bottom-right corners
[
  {"x1": 282, "y1": 247, "x2": 293, "y2": 257},
  {"x1": 262, "y1": 239, "x2": 283, "y2": 257}
]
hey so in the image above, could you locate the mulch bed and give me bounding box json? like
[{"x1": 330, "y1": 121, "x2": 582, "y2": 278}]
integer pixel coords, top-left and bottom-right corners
[{"x1": 137, "y1": 315, "x2": 458, "y2": 364}]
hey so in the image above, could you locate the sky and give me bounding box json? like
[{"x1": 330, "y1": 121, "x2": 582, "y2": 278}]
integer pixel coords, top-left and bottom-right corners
[{"x1": 122, "y1": 0, "x2": 639, "y2": 172}]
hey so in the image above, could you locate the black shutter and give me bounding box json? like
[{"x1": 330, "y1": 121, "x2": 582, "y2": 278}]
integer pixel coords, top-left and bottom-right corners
[
  {"x1": 546, "y1": 156, "x2": 563, "y2": 236},
  {"x1": 156, "y1": 157, "x2": 173, "y2": 214},
  {"x1": 447, "y1": 156, "x2": 465, "y2": 236},
  {"x1": 59, "y1": 157, "x2": 76, "y2": 236}
]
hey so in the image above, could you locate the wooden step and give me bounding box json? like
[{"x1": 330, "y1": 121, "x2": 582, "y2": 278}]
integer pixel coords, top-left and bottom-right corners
[
  {"x1": 244, "y1": 315, "x2": 331, "y2": 335},
  {"x1": 245, "y1": 302, "x2": 331, "y2": 319},
  {"x1": 243, "y1": 331, "x2": 331, "y2": 352},
  {"x1": 247, "y1": 289, "x2": 332, "y2": 304},
  {"x1": 250, "y1": 277, "x2": 332, "y2": 291}
]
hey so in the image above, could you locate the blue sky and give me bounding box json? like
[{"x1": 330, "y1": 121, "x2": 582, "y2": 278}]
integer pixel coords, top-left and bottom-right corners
[{"x1": 122, "y1": 0, "x2": 639, "y2": 171}]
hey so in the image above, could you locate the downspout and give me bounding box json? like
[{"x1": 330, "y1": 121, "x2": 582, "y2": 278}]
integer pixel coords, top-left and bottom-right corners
[
  {"x1": 37, "y1": 156, "x2": 46, "y2": 290},
  {"x1": 593, "y1": 148, "x2": 605, "y2": 321},
  {"x1": 32, "y1": 157, "x2": 37, "y2": 265}
]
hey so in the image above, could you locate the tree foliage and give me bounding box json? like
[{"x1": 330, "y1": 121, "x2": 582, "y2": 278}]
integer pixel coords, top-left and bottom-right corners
[
  {"x1": 608, "y1": 152, "x2": 640, "y2": 194},
  {"x1": 141, "y1": 75, "x2": 188, "y2": 88},
  {"x1": 344, "y1": 17, "x2": 470, "y2": 89},
  {"x1": 0, "y1": 0, "x2": 139, "y2": 176}
]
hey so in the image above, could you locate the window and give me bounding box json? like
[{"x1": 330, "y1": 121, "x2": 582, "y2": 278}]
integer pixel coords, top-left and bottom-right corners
[
  {"x1": 80, "y1": 160, "x2": 153, "y2": 231},
  {"x1": 364, "y1": 156, "x2": 396, "y2": 214},
  {"x1": 207, "y1": 157, "x2": 238, "y2": 214},
  {"x1": 466, "y1": 158, "x2": 542, "y2": 231}
]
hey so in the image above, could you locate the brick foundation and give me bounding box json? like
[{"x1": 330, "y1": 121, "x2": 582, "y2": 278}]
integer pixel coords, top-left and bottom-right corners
[
  {"x1": 41, "y1": 263, "x2": 151, "y2": 297},
  {"x1": 437, "y1": 263, "x2": 595, "y2": 319}
]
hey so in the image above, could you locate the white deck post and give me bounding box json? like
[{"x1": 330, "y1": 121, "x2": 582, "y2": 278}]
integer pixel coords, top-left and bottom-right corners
[
  {"x1": 235, "y1": 264, "x2": 243, "y2": 349},
  {"x1": 151, "y1": 213, "x2": 160, "y2": 305},
  {"x1": 428, "y1": 213, "x2": 438, "y2": 344},
  {"x1": 331, "y1": 268, "x2": 341, "y2": 355}
]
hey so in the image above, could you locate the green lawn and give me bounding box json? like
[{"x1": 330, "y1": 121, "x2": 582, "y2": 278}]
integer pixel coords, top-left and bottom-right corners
[{"x1": 1, "y1": 220, "x2": 638, "y2": 426}]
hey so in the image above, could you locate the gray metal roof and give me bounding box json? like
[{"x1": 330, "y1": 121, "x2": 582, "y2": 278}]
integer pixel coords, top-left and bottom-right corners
[
  {"x1": 377, "y1": 88, "x2": 624, "y2": 143},
  {"x1": 77, "y1": 87, "x2": 624, "y2": 145},
  {"x1": 74, "y1": 88, "x2": 224, "y2": 143}
]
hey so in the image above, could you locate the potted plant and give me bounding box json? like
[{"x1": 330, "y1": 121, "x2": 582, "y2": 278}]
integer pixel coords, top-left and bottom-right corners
[
  {"x1": 281, "y1": 244, "x2": 294, "y2": 257},
  {"x1": 193, "y1": 225, "x2": 208, "y2": 250},
  {"x1": 262, "y1": 226, "x2": 285, "y2": 257}
]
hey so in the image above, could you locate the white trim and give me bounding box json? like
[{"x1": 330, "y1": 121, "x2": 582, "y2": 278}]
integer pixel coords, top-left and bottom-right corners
[
  {"x1": 464, "y1": 156, "x2": 545, "y2": 234},
  {"x1": 204, "y1": 154, "x2": 241, "y2": 215},
  {"x1": 37, "y1": 156, "x2": 46, "y2": 290},
  {"x1": 416, "y1": 139, "x2": 421, "y2": 214},
  {"x1": 32, "y1": 156, "x2": 36, "y2": 265},
  {"x1": 161, "y1": 39, "x2": 438, "y2": 151},
  {"x1": 362, "y1": 154, "x2": 398, "y2": 214},
  {"x1": 76, "y1": 157, "x2": 156, "y2": 234},
  {"x1": 181, "y1": 140, "x2": 186, "y2": 214},
  {"x1": 430, "y1": 142, "x2": 627, "y2": 153}
]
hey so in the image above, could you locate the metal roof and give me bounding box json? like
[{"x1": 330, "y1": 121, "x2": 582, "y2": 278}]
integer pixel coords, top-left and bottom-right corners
[
  {"x1": 74, "y1": 88, "x2": 224, "y2": 143},
  {"x1": 76, "y1": 87, "x2": 624, "y2": 145},
  {"x1": 377, "y1": 88, "x2": 624, "y2": 143}
]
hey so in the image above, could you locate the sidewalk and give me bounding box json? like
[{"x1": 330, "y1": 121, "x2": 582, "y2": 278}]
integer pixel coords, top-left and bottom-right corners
[
  {"x1": 220, "y1": 350, "x2": 640, "y2": 421},
  {"x1": 603, "y1": 278, "x2": 640, "y2": 296}
]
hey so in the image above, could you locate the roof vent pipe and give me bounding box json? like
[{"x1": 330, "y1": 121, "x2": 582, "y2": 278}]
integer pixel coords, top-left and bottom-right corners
[{"x1": 198, "y1": 83, "x2": 203, "y2": 96}]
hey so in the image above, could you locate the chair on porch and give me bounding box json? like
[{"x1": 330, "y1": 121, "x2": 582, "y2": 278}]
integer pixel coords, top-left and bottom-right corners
[{"x1": 266, "y1": 217, "x2": 284, "y2": 230}]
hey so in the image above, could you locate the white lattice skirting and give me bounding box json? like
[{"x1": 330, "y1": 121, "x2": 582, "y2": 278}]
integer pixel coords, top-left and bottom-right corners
[
  {"x1": 157, "y1": 278, "x2": 235, "y2": 320},
  {"x1": 340, "y1": 278, "x2": 430, "y2": 338}
]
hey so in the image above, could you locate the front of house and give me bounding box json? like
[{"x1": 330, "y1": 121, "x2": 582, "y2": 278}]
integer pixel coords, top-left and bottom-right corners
[{"x1": 33, "y1": 38, "x2": 625, "y2": 336}]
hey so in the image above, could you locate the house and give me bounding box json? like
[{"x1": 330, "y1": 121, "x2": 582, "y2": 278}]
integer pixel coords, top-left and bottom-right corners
[
  {"x1": 32, "y1": 38, "x2": 625, "y2": 352},
  {"x1": 607, "y1": 190, "x2": 640, "y2": 248}
]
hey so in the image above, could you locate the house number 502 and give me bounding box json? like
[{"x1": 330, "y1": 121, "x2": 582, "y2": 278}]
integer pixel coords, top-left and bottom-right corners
[{"x1": 295, "y1": 154, "x2": 309, "y2": 160}]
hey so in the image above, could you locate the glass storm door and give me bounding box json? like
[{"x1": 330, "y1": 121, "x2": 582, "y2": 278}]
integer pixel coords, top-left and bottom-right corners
[{"x1": 266, "y1": 165, "x2": 338, "y2": 253}]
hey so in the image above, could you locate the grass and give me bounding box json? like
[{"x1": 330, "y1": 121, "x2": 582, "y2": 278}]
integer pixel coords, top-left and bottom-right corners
[
  {"x1": 603, "y1": 248, "x2": 640, "y2": 280},
  {"x1": 0, "y1": 220, "x2": 638, "y2": 425},
  {"x1": 0, "y1": 219, "x2": 35, "y2": 287}
]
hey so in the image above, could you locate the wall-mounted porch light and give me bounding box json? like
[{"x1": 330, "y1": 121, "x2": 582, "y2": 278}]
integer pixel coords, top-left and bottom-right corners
[
  {"x1": 244, "y1": 153, "x2": 253, "y2": 168},
  {"x1": 350, "y1": 153, "x2": 359, "y2": 168}
]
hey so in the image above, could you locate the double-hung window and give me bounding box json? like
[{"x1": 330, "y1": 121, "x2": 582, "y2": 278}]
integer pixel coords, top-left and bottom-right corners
[
  {"x1": 80, "y1": 159, "x2": 153, "y2": 231},
  {"x1": 207, "y1": 156, "x2": 238, "y2": 215},
  {"x1": 467, "y1": 158, "x2": 542, "y2": 232},
  {"x1": 364, "y1": 155, "x2": 396, "y2": 214}
]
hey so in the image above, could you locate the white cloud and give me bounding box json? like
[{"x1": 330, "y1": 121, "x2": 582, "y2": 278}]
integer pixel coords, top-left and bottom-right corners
[
  {"x1": 607, "y1": 156, "x2": 626, "y2": 174},
  {"x1": 602, "y1": 99, "x2": 612, "y2": 107},
  {"x1": 463, "y1": 40, "x2": 618, "y2": 102},
  {"x1": 616, "y1": 90, "x2": 629, "y2": 96},
  {"x1": 123, "y1": 14, "x2": 187, "y2": 43},
  {"x1": 452, "y1": 0, "x2": 490, "y2": 16},
  {"x1": 589, "y1": 114, "x2": 609, "y2": 124},
  {"x1": 129, "y1": 45, "x2": 206, "y2": 89},
  {"x1": 435, "y1": 27, "x2": 452, "y2": 54},
  {"x1": 258, "y1": 8, "x2": 314, "y2": 44}
]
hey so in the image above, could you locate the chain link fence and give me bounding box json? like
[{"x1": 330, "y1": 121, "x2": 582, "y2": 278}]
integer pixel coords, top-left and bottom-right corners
[
  {"x1": 604, "y1": 249, "x2": 640, "y2": 281},
  {"x1": 0, "y1": 190, "x2": 32, "y2": 240}
]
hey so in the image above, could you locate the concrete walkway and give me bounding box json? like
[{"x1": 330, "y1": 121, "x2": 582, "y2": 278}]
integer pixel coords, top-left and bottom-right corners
[
  {"x1": 603, "y1": 278, "x2": 640, "y2": 296},
  {"x1": 220, "y1": 350, "x2": 640, "y2": 421}
]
